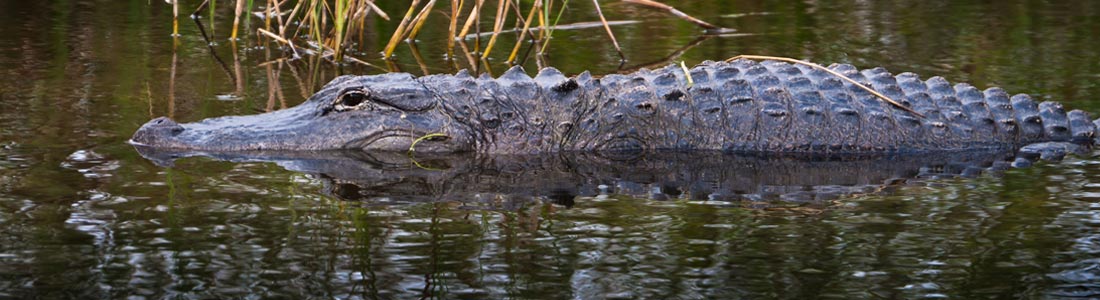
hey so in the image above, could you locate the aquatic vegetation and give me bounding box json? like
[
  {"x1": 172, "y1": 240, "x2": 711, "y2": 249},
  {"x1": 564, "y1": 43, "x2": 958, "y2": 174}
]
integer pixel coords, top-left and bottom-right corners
[{"x1": 176, "y1": 0, "x2": 723, "y2": 65}]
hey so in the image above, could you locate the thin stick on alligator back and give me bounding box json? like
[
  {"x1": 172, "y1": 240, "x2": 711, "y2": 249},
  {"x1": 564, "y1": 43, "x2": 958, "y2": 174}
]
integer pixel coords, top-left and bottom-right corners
[
  {"x1": 131, "y1": 56, "x2": 1098, "y2": 158},
  {"x1": 726, "y1": 55, "x2": 924, "y2": 118}
]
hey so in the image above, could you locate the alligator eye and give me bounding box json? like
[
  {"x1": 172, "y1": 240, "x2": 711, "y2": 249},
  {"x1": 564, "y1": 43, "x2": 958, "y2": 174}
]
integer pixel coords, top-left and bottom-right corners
[{"x1": 333, "y1": 90, "x2": 370, "y2": 112}]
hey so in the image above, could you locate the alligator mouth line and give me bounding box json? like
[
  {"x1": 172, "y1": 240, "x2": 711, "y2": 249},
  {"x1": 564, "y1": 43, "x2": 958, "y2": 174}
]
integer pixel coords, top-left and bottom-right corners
[{"x1": 346, "y1": 130, "x2": 439, "y2": 151}]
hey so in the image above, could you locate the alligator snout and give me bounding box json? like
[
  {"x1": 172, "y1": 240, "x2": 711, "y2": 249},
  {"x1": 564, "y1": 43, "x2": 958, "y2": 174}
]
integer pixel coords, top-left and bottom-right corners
[{"x1": 130, "y1": 117, "x2": 185, "y2": 146}]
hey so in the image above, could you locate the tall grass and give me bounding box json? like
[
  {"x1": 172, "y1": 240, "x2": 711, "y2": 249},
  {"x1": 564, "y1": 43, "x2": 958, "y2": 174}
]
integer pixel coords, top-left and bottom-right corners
[{"x1": 180, "y1": 0, "x2": 725, "y2": 66}]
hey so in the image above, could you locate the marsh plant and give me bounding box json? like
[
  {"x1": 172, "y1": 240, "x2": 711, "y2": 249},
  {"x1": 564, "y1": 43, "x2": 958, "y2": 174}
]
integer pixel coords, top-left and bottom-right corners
[{"x1": 169, "y1": 0, "x2": 724, "y2": 66}]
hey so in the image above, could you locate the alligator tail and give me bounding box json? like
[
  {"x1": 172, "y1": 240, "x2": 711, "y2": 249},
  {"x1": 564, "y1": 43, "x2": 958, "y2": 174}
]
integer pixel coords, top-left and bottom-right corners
[
  {"x1": 1091, "y1": 116, "x2": 1100, "y2": 145},
  {"x1": 1064, "y1": 109, "x2": 1097, "y2": 145}
]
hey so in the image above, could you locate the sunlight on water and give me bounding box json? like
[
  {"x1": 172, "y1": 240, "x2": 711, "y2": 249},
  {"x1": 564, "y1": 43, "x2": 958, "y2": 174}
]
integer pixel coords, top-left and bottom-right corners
[{"x1": 1, "y1": 0, "x2": 1100, "y2": 298}]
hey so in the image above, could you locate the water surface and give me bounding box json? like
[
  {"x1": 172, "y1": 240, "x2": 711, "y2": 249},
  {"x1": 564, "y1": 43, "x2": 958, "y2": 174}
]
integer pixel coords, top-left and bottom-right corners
[{"x1": 2, "y1": 0, "x2": 1100, "y2": 298}]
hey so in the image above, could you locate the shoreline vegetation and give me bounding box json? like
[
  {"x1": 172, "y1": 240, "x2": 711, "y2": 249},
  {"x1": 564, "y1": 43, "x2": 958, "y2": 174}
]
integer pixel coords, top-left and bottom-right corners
[{"x1": 167, "y1": 0, "x2": 731, "y2": 70}]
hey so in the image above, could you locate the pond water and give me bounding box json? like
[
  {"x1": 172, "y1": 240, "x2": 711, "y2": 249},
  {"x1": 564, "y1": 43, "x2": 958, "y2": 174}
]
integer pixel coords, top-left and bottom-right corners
[{"x1": 3, "y1": 0, "x2": 1100, "y2": 299}]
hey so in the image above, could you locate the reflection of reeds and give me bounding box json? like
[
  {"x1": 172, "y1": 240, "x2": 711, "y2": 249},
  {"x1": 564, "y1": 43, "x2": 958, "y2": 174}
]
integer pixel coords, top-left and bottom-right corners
[{"x1": 178, "y1": 0, "x2": 724, "y2": 65}]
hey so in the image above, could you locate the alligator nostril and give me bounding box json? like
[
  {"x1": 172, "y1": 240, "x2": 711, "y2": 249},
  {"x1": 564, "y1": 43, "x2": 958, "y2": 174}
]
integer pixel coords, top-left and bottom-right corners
[
  {"x1": 131, "y1": 117, "x2": 186, "y2": 145},
  {"x1": 149, "y1": 117, "x2": 179, "y2": 127}
]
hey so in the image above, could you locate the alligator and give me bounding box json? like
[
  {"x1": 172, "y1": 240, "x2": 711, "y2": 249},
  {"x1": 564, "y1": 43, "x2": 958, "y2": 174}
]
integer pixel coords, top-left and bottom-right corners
[{"x1": 130, "y1": 59, "x2": 1099, "y2": 156}]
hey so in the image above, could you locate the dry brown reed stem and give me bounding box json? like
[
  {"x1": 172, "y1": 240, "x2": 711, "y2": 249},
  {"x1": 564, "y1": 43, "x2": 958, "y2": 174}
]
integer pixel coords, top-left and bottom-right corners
[
  {"x1": 383, "y1": 0, "x2": 422, "y2": 59},
  {"x1": 172, "y1": 0, "x2": 179, "y2": 36},
  {"x1": 480, "y1": 0, "x2": 512, "y2": 59},
  {"x1": 590, "y1": 0, "x2": 625, "y2": 61},
  {"x1": 360, "y1": 0, "x2": 388, "y2": 20},
  {"x1": 536, "y1": 0, "x2": 547, "y2": 41},
  {"x1": 340, "y1": 1, "x2": 370, "y2": 50},
  {"x1": 620, "y1": 0, "x2": 724, "y2": 31},
  {"x1": 192, "y1": 0, "x2": 209, "y2": 19},
  {"x1": 231, "y1": 0, "x2": 246, "y2": 40},
  {"x1": 331, "y1": 0, "x2": 349, "y2": 61},
  {"x1": 309, "y1": 0, "x2": 325, "y2": 49},
  {"x1": 506, "y1": 0, "x2": 542, "y2": 64},
  {"x1": 725, "y1": 55, "x2": 924, "y2": 118},
  {"x1": 463, "y1": 20, "x2": 640, "y2": 39},
  {"x1": 447, "y1": 0, "x2": 461, "y2": 58},
  {"x1": 537, "y1": 0, "x2": 571, "y2": 54},
  {"x1": 264, "y1": 0, "x2": 274, "y2": 31},
  {"x1": 282, "y1": 0, "x2": 307, "y2": 36},
  {"x1": 258, "y1": 28, "x2": 303, "y2": 58},
  {"x1": 406, "y1": 0, "x2": 439, "y2": 41},
  {"x1": 457, "y1": 0, "x2": 487, "y2": 41}
]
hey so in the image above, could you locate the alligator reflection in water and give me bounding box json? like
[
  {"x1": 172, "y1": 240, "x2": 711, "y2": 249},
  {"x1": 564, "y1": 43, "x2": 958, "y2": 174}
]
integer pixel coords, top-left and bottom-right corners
[{"x1": 134, "y1": 147, "x2": 1022, "y2": 205}]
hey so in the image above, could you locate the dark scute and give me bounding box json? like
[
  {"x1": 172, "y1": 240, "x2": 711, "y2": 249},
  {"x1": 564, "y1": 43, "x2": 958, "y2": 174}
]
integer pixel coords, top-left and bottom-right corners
[
  {"x1": 552, "y1": 79, "x2": 579, "y2": 93},
  {"x1": 663, "y1": 89, "x2": 685, "y2": 101}
]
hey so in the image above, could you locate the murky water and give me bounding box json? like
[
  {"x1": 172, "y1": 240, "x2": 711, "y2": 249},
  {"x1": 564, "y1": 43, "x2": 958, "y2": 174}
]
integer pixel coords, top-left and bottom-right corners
[{"x1": 3, "y1": 0, "x2": 1100, "y2": 298}]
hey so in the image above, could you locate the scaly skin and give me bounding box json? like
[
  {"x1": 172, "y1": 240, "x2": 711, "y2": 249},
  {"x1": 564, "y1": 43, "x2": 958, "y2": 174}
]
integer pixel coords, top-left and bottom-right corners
[{"x1": 130, "y1": 59, "x2": 1098, "y2": 155}]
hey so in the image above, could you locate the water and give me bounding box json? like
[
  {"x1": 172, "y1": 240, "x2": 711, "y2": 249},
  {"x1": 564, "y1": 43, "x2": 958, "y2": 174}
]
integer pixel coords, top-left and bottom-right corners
[{"x1": 3, "y1": 0, "x2": 1100, "y2": 298}]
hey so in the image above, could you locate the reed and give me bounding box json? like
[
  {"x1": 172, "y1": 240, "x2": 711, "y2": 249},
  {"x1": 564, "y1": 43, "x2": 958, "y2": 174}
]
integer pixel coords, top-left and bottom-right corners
[
  {"x1": 505, "y1": 0, "x2": 540, "y2": 64},
  {"x1": 209, "y1": 0, "x2": 216, "y2": 37},
  {"x1": 537, "y1": 0, "x2": 570, "y2": 55},
  {"x1": 478, "y1": 0, "x2": 510, "y2": 60},
  {"x1": 332, "y1": 0, "x2": 351, "y2": 60},
  {"x1": 382, "y1": 0, "x2": 422, "y2": 59},
  {"x1": 231, "y1": 0, "x2": 245, "y2": 40},
  {"x1": 172, "y1": 0, "x2": 179, "y2": 36},
  {"x1": 446, "y1": 0, "x2": 461, "y2": 58},
  {"x1": 179, "y1": 0, "x2": 720, "y2": 66},
  {"x1": 590, "y1": 0, "x2": 624, "y2": 61}
]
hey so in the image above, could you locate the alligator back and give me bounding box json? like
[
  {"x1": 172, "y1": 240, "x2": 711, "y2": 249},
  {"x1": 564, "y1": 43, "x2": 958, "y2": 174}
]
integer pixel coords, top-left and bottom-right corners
[{"x1": 542, "y1": 59, "x2": 1098, "y2": 154}]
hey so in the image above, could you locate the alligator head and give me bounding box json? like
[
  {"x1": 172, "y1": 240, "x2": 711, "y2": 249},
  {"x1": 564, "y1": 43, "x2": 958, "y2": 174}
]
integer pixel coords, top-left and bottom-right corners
[{"x1": 130, "y1": 73, "x2": 475, "y2": 153}]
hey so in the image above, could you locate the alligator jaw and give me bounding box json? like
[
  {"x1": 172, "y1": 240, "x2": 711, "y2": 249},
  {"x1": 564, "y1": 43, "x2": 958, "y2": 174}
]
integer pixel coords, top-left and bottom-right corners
[
  {"x1": 130, "y1": 102, "x2": 468, "y2": 153},
  {"x1": 129, "y1": 102, "x2": 355, "y2": 151}
]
